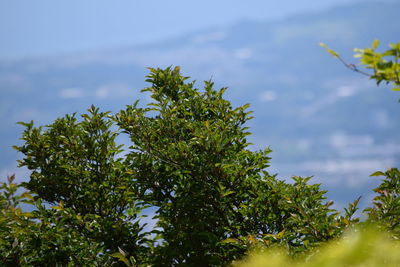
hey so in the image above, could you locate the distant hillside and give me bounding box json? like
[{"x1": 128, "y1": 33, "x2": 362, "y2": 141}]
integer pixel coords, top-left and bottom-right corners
[{"x1": 1, "y1": 1, "x2": 400, "y2": 209}]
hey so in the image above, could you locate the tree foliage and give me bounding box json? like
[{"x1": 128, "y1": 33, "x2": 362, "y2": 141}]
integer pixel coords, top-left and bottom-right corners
[
  {"x1": 366, "y1": 168, "x2": 400, "y2": 237},
  {"x1": 1, "y1": 65, "x2": 399, "y2": 266},
  {"x1": 11, "y1": 106, "x2": 151, "y2": 265},
  {"x1": 116, "y1": 67, "x2": 274, "y2": 265},
  {"x1": 114, "y1": 67, "x2": 345, "y2": 265},
  {"x1": 0, "y1": 175, "x2": 108, "y2": 266}
]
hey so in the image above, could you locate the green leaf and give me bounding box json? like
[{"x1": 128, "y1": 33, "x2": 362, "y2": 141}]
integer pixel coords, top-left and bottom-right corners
[
  {"x1": 118, "y1": 246, "x2": 127, "y2": 257},
  {"x1": 319, "y1": 42, "x2": 328, "y2": 48},
  {"x1": 110, "y1": 252, "x2": 130, "y2": 266},
  {"x1": 222, "y1": 190, "x2": 235, "y2": 197},
  {"x1": 320, "y1": 42, "x2": 339, "y2": 57},
  {"x1": 220, "y1": 238, "x2": 239, "y2": 244},
  {"x1": 370, "y1": 171, "x2": 385, "y2": 177},
  {"x1": 21, "y1": 192, "x2": 35, "y2": 201},
  {"x1": 372, "y1": 39, "x2": 380, "y2": 50}
]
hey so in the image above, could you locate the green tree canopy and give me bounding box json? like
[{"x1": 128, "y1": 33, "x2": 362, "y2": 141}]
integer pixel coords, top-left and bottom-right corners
[{"x1": 1, "y1": 65, "x2": 399, "y2": 266}]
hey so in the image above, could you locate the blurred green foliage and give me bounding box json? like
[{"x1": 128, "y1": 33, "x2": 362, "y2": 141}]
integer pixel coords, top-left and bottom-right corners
[{"x1": 232, "y1": 225, "x2": 400, "y2": 267}]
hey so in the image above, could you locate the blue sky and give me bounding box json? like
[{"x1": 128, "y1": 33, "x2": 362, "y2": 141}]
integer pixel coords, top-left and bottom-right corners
[{"x1": 0, "y1": 0, "x2": 379, "y2": 59}]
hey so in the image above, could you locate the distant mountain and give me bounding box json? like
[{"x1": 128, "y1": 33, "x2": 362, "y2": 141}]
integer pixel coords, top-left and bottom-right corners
[{"x1": 1, "y1": 2, "x2": 400, "y2": 209}]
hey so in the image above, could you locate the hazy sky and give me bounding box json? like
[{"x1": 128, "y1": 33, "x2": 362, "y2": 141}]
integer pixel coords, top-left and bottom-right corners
[{"x1": 0, "y1": 0, "x2": 389, "y2": 59}]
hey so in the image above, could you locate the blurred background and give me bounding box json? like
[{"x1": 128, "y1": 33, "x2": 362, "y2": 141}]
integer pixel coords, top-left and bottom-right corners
[{"x1": 1, "y1": 0, "x2": 400, "y2": 210}]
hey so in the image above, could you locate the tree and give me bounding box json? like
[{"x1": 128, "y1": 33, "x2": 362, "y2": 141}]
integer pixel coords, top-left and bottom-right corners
[
  {"x1": 115, "y1": 66, "x2": 275, "y2": 265},
  {"x1": 115, "y1": 67, "x2": 342, "y2": 265},
  {"x1": 13, "y1": 106, "x2": 151, "y2": 265},
  {"x1": 6, "y1": 67, "x2": 344, "y2": 266}
]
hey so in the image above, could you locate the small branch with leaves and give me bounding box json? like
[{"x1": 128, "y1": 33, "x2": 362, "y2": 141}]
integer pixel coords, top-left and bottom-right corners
[{"x1": 320, "y1": 40, "x2": 400, "y2": 91}]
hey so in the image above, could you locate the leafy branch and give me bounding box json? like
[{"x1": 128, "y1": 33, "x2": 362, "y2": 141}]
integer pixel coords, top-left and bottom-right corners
[{"x1": 320, "y1": 40, "x2": 400, "y2": 91}]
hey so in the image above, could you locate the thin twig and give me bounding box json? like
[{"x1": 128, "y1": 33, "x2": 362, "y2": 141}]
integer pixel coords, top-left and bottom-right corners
[{"x1": 336, "y1": 56, "x2": 372, "y2": 77}]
